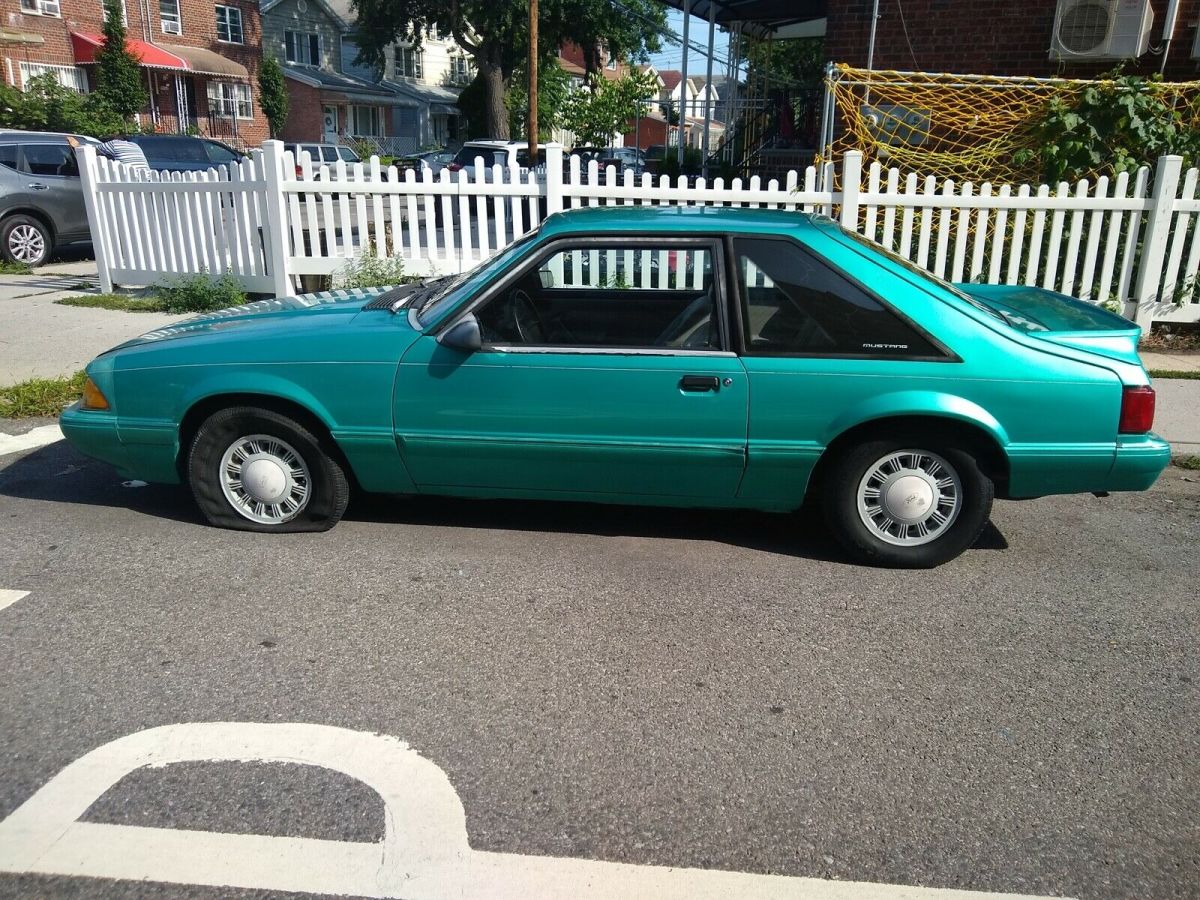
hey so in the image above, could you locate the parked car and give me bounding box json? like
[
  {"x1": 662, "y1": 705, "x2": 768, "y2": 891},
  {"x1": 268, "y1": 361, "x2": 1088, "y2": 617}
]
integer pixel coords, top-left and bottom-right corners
[
  {"x1": 0, "y1": 129, "x2": 97, "y2": 266},
  {"x1": 125, "y1": 135, "x2": 245, "y2": 172},
  {"x1": 396, "y1": 149, "x2": 454, "y2": 177},
  {"x1": 60, "y1": 207, "x2": 1170, "y2": 567},
  {"x1": 283, "y1": 142, "x2": 360, "y2": 168}
]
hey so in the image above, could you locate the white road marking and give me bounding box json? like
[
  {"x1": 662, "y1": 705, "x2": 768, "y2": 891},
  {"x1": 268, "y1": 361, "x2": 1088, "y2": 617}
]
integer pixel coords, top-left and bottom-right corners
[
  {"x1": 0, "y1": 590, "x2": 30, "y2": 613},
  {"x1": 0, "y1": 722, "x2": 1065, "y2": 900},
  {"x1": 0, "y1": 424, "x2": 63, "y2": 457}
]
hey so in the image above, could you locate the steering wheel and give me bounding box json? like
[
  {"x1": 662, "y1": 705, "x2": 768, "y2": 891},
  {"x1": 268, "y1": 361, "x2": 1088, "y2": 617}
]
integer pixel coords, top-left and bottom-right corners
[{"x1": 510, "y1": 289, "x2": 547, "y2": 343}]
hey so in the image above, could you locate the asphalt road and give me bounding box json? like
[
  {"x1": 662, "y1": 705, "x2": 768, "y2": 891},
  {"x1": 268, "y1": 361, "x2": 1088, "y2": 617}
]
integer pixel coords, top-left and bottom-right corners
[{"x1": 0, "y1": 430, "x2": 1197, "y2": 899}]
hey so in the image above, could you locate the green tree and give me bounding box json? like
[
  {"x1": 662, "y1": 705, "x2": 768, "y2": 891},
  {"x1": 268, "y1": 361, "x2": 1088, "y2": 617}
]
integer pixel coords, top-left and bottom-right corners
[
  {"x1": 562, "y1": 69, "x2": 657, "y2": 148},
  {"x1": 258, "y1": 55, "x2": 290, "y2": 138},
  {"x1": 506, "y1": 57, "x2": 571, "y2": 139},
  {"x1": 351, "y1": 0, "x2": 666, "y2": 139},
  {"x1": 95, "y1": 0, "x2": 148, "y2": 124}
]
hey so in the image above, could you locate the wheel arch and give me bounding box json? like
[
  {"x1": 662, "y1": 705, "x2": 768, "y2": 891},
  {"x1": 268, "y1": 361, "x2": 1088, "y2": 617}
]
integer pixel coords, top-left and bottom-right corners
[
  {"x1": 809, "y1": 412, "x2": 1011, "y2": 501},
  {"x1": 175, "y1": 391, "x2": 355, "y2": 487},
  {"x1": 0, "y1": 207, "x2": 57, "y2": 250}
]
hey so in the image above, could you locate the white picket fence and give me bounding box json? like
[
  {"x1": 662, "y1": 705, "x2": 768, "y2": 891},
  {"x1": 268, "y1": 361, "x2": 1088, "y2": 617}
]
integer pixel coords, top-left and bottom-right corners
[{"x1": 77, "y1": 141, "x2": 1200, "y2": 325}]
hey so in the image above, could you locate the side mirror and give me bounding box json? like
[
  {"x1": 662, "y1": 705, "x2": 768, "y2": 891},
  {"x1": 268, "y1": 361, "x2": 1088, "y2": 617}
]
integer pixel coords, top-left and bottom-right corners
[{"x1": 437, "y1": 313, "x2": 482, "y2": 352}]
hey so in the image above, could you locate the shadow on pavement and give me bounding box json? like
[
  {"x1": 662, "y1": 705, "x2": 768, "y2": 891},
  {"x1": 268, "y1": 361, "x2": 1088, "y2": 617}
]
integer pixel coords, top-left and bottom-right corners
[{"x1": 0, "y1": 439, "x2": 1008, "y2": 560}]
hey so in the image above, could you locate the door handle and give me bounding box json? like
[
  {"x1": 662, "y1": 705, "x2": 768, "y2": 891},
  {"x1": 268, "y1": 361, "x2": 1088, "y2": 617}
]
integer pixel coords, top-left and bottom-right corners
[
  {"x1": 28, "y1": 183, "x2": 48, "y2": 191},
  {"x1": 679, "y1": 375, "x2": 720, "y2": 392}
]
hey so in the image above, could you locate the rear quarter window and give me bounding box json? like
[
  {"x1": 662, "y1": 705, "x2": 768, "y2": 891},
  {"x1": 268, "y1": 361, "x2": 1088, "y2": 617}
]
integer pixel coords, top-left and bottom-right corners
[
  {"x1": 0, "y1": 144, "x2": 17, "y2": 172},
  {"x1": 734, "y1": 236, "x2": 946, "y2": 359}
]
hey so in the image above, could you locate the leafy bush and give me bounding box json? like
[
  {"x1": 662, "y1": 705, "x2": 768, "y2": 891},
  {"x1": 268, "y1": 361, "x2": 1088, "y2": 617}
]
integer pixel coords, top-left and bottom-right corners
[
  {"x1": 335, "y1": 246, "x2": 415, "y2": 290},
  {"x1": 0, "y1": 74, "x2": 126, "y2": 137},
  {"x1": 656, "y1": 146, "x2": 705, "y2": 179},
  {"x1": 153, "y1": 273, "x2": 248, "y2": 313},
  {"x1": 1015, "y1": 73, "x2": 1200, "y2": 184}
]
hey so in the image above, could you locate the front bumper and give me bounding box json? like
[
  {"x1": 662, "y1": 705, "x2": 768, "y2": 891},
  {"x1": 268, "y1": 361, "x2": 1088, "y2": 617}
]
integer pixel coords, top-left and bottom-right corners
[{"x1": 59, "y1": 403, "x2": 181, "y2": 483}]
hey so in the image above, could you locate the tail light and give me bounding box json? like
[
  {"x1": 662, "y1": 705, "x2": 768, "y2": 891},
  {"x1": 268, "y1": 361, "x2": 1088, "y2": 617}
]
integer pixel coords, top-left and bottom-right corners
[
  {"x1": 1119, "y1": 385, "x2": 1155, "y2": 434},
  {"x1": 447, "y1": 162, "x2": 463, "y2": 172},
  {"x1": 294, "y1": 165, "x2": 303, "y2": 177}
]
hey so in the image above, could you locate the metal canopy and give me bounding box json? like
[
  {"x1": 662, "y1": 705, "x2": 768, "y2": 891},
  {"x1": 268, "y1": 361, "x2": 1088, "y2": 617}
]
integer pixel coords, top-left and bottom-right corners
[{"x1": 654, "y1": 0, "x2": 826, "y2": 40}]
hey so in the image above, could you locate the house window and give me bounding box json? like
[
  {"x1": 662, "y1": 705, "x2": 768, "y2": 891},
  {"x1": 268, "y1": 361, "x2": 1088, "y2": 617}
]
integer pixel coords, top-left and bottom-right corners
[
  {"x1": 19, "y1": 62, "x2": 87, "y2": 92},
  {"x1": 285, "y1": 31, "x2": 320, "y2": 66},
  {"x1": 215, "y1": 5, "x2": 243, "y2": 43},
  {"x1": 449, "y1": 54, "x2": 472, "y2": 85},
  {"x1": 606, "y1": 52, "x2": 617, "y2": 71},
  {"x1": 395, "y1": 46, "x2": 422, "y2": 80},
  {"x1": 207, "y1": 81, "x2": 253, "y2": 119},
  {"x1": 158, "y1": 0, "x2": 181, "y2": 33},
  {"x1": 19, "y1": 0, "x2": 61, "y2": 16},
  {"x1": 350, "y1": 105, "x2": 381, "y2": 136}
]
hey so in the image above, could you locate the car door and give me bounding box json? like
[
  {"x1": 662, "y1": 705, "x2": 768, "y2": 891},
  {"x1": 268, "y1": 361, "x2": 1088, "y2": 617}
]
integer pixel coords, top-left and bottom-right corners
[
  {"x1": 393, "y1": 236, "x2": 749, "y2": 500},
  {"x1": 729, "y1": 234, "x2": 958, "y2": 505},
  {"x1": 18, "y1": 142, "x2": 87, "y2": 239}
]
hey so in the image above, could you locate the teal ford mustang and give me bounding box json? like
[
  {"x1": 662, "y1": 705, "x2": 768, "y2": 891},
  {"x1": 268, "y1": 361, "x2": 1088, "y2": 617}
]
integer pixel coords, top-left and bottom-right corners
[{"x1": 61, "y1": 207, "x2": 1170, "y2": 567}]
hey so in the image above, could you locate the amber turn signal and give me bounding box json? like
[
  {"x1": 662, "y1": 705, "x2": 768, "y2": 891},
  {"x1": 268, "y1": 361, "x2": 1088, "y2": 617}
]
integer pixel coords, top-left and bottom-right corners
[{"x1": 82, "y1": 377, "x2": 110, "y2": 411}]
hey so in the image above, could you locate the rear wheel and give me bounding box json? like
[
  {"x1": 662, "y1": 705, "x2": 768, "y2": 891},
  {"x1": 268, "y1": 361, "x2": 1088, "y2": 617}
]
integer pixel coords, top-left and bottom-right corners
[
  {"x1": 822, "y1": 436, "x2": 993, "y2": 568},
  {"x1": 188, "y1": 407, "x2": 349, "y2": 532},
  {"x1": 1, "y1": 214, "x2": 52, "y2": 267}
]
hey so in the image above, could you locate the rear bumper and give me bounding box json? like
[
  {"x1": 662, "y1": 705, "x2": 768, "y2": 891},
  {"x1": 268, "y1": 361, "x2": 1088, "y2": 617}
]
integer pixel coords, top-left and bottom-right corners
[{"x1": 1107, "y1": 433, "x2": 1173, "y2": 491}]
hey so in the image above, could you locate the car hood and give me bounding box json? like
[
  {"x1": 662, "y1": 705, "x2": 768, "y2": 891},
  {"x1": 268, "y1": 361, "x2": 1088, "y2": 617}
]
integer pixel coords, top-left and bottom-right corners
[
  {"x1": 109, "y1": 285, "x2": 419, "y2": 350},
  {"x1": 955, "y1": 283, "x2": 1144, "y2": 367}
]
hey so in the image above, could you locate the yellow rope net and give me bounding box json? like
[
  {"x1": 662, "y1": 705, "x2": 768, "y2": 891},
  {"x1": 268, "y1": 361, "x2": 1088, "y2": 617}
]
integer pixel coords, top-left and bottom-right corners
[{"x1": 823, "y1": 64, "x2": 1200, "y2": 186}]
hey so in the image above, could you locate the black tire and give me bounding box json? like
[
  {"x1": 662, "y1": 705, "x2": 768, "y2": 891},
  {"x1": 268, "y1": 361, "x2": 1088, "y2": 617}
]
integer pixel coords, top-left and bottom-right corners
[
  {"x1": 821, "y1": 435, "x2": 993, "y2": 568},
  {"x1": 0, "y1": 214, "x2": 52, "y2": 267},
  {"x1": 187, "y1": 406, "x2": 349, "y2": 533}
]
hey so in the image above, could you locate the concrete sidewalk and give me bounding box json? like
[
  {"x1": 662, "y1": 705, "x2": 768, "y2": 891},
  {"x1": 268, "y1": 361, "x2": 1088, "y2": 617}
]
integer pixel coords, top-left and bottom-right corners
[
  {"x1": 1141, "y1": 351, "x2": 1200, "y2": 374},
  {"x1": 0, "y1": 262, "x2": 177, "y2": 384}
]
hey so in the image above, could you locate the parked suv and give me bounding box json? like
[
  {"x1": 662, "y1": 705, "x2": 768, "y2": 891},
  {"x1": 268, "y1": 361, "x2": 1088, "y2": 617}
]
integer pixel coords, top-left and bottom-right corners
[
  {"x1": 0, "y1": 130, "x2": 96, "y2": 267},
  {"x1": 125, "y1": 135, "x2": 244, "y2": 172},
  {"x1": 447, "y1": 141, "x2": 533, "y2": 179}
]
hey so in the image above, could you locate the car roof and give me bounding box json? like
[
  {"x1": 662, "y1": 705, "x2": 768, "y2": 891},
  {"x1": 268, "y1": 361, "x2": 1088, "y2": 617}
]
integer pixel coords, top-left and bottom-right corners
[
  {"x1": 538, "y1": 205, "x2": 828, "y2": 239},
  {"x1": 462, "y1": 140, "x2": 527, "y2": 148},
  {"x1": 0, "y1": 130, "x2": 83, "y2": 143}
]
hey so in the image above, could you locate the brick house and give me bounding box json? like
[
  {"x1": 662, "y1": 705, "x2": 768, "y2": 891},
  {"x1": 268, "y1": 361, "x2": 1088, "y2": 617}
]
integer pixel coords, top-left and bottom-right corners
[
  {"x1": 1, "y1": 0, "x2": 268, "y2": 145},
  {"x1": 822, "y1": 0, "x2": 1200, "y2": 80}
]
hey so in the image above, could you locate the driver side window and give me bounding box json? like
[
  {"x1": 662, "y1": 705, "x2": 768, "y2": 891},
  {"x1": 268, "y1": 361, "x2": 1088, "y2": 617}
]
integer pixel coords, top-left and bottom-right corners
[{"x1": 475, "y1": 242, "x2": 721, "y2": 350}]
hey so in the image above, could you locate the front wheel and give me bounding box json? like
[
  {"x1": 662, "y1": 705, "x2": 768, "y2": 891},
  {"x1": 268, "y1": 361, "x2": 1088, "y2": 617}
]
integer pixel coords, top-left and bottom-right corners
[
  {"x1": 822, "y1": 438, "x2": 993, "y2": 568},
  {"x1": 188, "y1": 407, "x2": 349, "y2": 532}
]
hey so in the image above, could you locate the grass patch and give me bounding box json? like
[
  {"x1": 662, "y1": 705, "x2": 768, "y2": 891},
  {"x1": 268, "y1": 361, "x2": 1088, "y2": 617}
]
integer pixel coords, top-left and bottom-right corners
[
  {"x1": 1174, "y1": 455, "x2": 1200, "y2": 471},
  {"x1": 53, "y1": 274, "x2": 250, "y2": 315},
  {"x1": 0, "y1": 370, "x2": 86, "y2": 418},
  {"x1": 56, "y1": 293, "x2": 167, "y2": 312},
  {"x1": 1148, "y1": 369, "x2": 1200, "y2": 380},
  {"x1": 0, "y1": 259, "x2": 32, "y2": 275}
]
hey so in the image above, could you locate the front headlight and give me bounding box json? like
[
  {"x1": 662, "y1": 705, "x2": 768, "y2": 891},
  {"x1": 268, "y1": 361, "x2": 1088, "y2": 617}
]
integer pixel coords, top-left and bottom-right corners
[{"x1": 82, "y1": 377, "x2": 110, "y2": 411}]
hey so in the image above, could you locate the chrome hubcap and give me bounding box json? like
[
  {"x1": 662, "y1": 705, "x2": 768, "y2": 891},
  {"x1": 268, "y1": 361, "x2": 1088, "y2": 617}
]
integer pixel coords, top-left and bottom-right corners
[
  {"x1": 8, "y1": 224, "x2": 45, "y2": 264},
  {"x1": 219, "y1": 434, "x2": 311, "y2": 525},
  {"x1": 857, "y1": 449, "x2": 961, "y2": 546}
]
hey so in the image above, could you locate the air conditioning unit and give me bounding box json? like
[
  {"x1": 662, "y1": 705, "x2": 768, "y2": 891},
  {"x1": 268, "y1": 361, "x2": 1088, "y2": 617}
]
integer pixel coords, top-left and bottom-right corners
[
  {"x1": 161, "y1": 19, "x2": 180, "y2": 34},
  {"x1": 1050, "y1": 0, "x2": 1153, "y2": 60}
]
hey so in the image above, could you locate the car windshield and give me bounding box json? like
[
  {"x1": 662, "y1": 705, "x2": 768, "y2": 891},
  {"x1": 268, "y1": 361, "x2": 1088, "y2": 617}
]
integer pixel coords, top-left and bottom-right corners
[
  {"x1": 137, "y1": 138, "x2": 207, "y2": 162},
  {"x1": 416, "y1": 228, "x2": 542, "y2": 325},
  {"x1": 834, "y1": 224, "x2": 1010, "y2": 327}
]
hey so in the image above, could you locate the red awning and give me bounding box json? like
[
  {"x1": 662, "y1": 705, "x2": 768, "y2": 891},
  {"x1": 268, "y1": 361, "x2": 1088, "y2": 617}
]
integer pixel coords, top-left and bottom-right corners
[{"x1": 71, "y1": 32, "x2": 189, "y2": 71}]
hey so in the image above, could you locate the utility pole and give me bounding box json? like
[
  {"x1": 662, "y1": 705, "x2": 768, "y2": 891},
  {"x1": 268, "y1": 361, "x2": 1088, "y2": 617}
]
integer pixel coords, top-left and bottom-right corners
[{"x1": 528, "y1": 0, "x2": 539, "y2": 166}]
